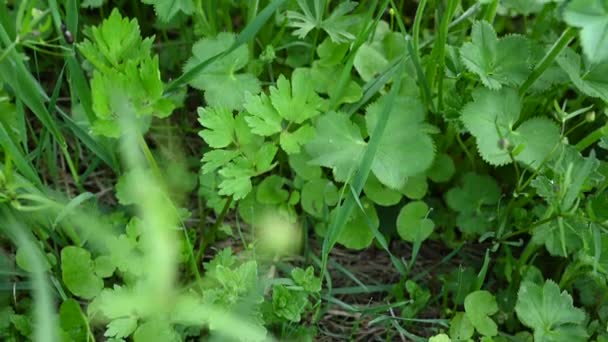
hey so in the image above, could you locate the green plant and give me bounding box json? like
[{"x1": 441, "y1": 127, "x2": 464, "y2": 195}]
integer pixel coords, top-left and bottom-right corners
[{"x1": 1, "y1": 0, "x2": 608, "y2": 341}]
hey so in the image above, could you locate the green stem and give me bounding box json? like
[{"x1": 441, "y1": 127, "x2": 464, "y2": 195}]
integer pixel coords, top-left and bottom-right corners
[
  {"x1": 482, "y1": 0, "x2": 499, "y2": 23},
  {"x1": 519, "y1": 27, "x2": 577, "y2": 95},
  {"x1": 412, "y1": 0, "x2": 427, "y2": 52},
  {"x1": 575, "y1": 122, "x2": 608, "y2": 151},
  {"x1": 434, "y1": 0, "x2": 459, "y2": 111},
  {"x1": 136, "y1": 134, "x2": 161, "y2": 178}
]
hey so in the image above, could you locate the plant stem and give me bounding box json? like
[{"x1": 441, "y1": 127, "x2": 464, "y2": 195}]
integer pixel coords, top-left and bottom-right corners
[
  {"x1": 575, "y1": 122, "x2": 608, "y2": 151},
  {"x1": 412, "y1": 0, "x2": 427, "y2": 52}
]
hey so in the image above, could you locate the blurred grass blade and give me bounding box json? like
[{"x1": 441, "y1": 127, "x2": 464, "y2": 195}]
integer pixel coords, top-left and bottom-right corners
[
  {"x1": 166, "y1": 0, "x2": 287, "y2": 93},
  {"x1": 1, "y1": 209, "x2": 58, "y2": 342}
]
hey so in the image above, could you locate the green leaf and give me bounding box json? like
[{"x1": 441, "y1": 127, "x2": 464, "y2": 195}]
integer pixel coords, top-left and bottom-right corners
[
  {"x1": 396, "y1": 201, "x2": 434, "y2": 243},
  {"x1": 461, "y1": 87, "x2": 560, "y2": 168},
  {"x1": 198, "y1": 107, "x2": 235, "y2": 149},
  {"x1": 286, "y1": 0, "x2": 357, "y2": 43},
  {"x1": 306, "y1": 111, "x2": 366, "y2": 182},
  {"x1": 279, "y1": 124, "x2": 315, "y2": 155},
  {"x1": 464, "y1": 290, "x2": 498, "y2": 337},
  {"x1": 291, "y1": 266, "x2": 322, "y2": 293},
  {"x1": 366, "y1": 95, "x2": 435, "y2": 189},
  {"x1": 449, "y1": 312, "x2": 474, "y2": 341},
  {"x1": 94, "y1": 256, "x2": 116, "y2": 278},
  {"x1": 301, "y1": 178, "x2": 339, "y2": 218},
  {"x1": 77, "y1": 9, "x2": 154, "y2": 73},
  {"x1": 563, "y1": 0, "x2": 608, "y2": 63},
  {"x1": 59, "y1": 299, "x2": 88, "y2": 342},
  {"x1": 141, "y1": 0, "x2": 194, "y2": 22},
  {"x1": 429, "y1": 334, "x2": 452, "y2": 342},
  {"x1": 61, "y1": 246, "x2": 103, "y2": 299},
  {"x1": 363, "y1": 173, "x2": 402, "y2": 206},
  {"x1": 133, "y1": 320, "x2": 179, "y2": 342},
  {"x1": 445, "y1": 173, "x2": 501, "y2": 235},
  {"x1": 335, "y1": 198, "x2": 379, "y2": 250},
  {"x1": 400, "y1": 174, "x2": 428, "y2": 200},
  {"x1": 270, "y1": 70, "x2": 324, "y2": 124},
  {"x1": 272, "y1": 285, "x2": 308, "y2": 322},
  {"x1": 288, "y1": 152, "x2": 322, "y2": 181},
  {"x1": 557, "y1": 48, "x2": 608, "y2": 102},
  {"x1": 256, "y1": 175, "x2": 289, "y2": 204},
  {"x1": 243, "y1": 92, "x2": 282, "y2": 136},
  {"x1": 185, "y1": 33, "x2": 260, "y2": 110},
  {"x1": 515, "y1": 280, "x2": 587, "y2": 342},
  {"x1": 427, "y1": 153, "x2": 455, "y2": 183},
  {"x1": 105, "y1": 317, "x2": 137, "y2": 339},
  {"x1": 460, "y1": 21, "x2": 530, "y2": 90}
]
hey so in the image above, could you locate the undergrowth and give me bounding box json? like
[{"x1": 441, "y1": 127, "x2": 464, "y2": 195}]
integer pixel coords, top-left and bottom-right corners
[{"x1": 1, "y1": 0, "x2": 608, "y2": 341}]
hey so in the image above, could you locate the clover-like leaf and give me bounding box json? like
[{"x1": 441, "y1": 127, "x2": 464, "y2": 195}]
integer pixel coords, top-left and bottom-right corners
[
  {"x1": 464, "y1": 290, "x2": 498, "y2": 337},
  {"x1": 396, "y1": 201, "x2": 434, "y2": 243},
  {"x1": 516, "y1": 280, "x2": 587, "y2": 342},
  {"x1": 61, "y1": 246, "x2": 103, "y2": 299},
  {"x1": 301, "y1": 178, "x2": 339, "y2": 218}
]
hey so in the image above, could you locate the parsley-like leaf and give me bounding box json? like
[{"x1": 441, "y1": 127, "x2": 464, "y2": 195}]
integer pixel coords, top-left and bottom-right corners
[
  {"x1": 460, "y1": 21, "x2": 530, "y2": 90},
  {"x1": 286, "y1": 0, "x2": 357, "y2": 43},
  {"x1": 78, "y1": 9, "x2": 154, "y2": 74},
  {"x1": 198, "y1": 107, "x2": 235, "y2": 149}
]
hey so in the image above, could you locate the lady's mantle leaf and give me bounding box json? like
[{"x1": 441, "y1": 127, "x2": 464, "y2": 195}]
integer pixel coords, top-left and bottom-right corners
[
  {"x1": 461, "y1": 87, "x2": 560, "y2": 168},
  {"x1": 563, "y1": 0, "x2": 608, "y2": 63},
  {"x1": 185, "y1": 33, "x2": 260, "y2": 110},
  {"x1": 61, "y1": 246, "x2": 103, "y2": 299},
  {"x1": 464, "y1": 291, "x2": 498, "y2": 337},
  {"x1": 515, "y1": 280, "x2": 587, "y2": 342},
  {"x1": 557, "y1": 48, "x2": 608, "y2": 102},
  {"x1": 306, "y1": 111, "x2": 366, "y2": 181},
  {"x1": 460, "y1": 21, "x2": 530, "y2": 90},
  {"x1": 366, "y1": 95, "x2": 436, "y2": 189}
]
